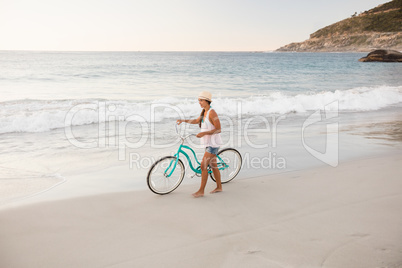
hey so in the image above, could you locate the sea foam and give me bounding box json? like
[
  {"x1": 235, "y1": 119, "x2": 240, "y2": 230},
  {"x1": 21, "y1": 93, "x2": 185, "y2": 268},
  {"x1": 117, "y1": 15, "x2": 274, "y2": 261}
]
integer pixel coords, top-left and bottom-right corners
[{"x1": 1, "y1": 86, "x2": 401, "y2": 134}]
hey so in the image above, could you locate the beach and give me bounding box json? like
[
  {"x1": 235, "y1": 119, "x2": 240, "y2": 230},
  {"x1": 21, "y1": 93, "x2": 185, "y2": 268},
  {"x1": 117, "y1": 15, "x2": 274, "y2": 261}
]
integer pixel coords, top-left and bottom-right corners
[
  {"x1": 1, "y1": 153, "x2": 402, "y2": 268},
  {"x1": 1, "y1": 51, "x2": 402, "y2": 267}
]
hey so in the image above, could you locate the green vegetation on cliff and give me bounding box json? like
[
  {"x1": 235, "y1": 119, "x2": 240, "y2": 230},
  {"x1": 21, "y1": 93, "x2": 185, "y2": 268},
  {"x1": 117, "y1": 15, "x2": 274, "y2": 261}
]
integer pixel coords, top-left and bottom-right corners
[
  {"x1": 312, "y1": 0, "x2": 401, "y2": 38},
  {"x1": 277, "y1": 0, "x2": 402, "y2": 52}
]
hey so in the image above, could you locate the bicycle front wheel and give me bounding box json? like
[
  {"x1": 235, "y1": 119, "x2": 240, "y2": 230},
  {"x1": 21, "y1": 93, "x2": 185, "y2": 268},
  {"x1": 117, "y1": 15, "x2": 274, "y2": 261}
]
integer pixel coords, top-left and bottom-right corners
[
  {"x1": 147, "y1": 156, "x2": 185, "y2": 195},
  {"x1": 210, "y1": 148, "x2": 242, "y2": 183}
]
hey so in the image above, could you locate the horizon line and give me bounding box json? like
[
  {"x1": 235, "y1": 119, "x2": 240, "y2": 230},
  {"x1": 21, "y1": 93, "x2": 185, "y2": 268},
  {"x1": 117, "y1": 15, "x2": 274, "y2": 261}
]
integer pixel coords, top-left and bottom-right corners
[{"x1": 0, "y1": 49, "x2": 277, "y2": 53}]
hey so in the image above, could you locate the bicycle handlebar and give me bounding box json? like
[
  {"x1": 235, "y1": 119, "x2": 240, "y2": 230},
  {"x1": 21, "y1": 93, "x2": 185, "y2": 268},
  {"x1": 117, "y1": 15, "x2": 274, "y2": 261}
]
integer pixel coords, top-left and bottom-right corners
[{"x1": 176, "y1": 122, "x2": 196, "y2": 143}]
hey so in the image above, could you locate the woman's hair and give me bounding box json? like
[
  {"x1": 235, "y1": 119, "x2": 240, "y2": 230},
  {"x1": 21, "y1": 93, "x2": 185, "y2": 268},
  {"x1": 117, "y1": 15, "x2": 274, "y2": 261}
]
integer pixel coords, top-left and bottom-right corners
[{"x1": 199, "y1": 100, "x2": 211, "y2": 128}]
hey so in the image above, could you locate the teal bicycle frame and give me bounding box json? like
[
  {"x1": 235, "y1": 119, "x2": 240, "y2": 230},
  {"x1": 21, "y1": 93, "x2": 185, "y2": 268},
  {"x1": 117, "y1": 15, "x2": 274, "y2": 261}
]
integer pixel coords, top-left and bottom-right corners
[
  {"x1": 164, "y1": 142, "x2": 227, "y2": 178},
  {"x1": 147, "y1": 124, "x2": 241, "y2": 195}
]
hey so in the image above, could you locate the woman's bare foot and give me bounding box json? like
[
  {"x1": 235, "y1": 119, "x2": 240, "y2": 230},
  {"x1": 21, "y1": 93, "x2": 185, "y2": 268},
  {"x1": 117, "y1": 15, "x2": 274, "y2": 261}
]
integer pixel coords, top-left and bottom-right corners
[
  {"x1": 210, "y1": 188, "x2": 222, "y2": 194},
  {"x1": 192, "y1": 191, "x2": 204, "y2": 198}
]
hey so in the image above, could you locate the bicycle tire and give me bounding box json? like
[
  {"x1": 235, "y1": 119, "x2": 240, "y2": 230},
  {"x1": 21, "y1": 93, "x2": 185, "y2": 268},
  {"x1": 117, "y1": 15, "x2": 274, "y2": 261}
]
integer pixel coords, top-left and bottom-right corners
[
  {"x1": 147, "y1": 156, "x2": 185, "y2": 195},
  {"x1": 210, "y1": 148, "x2": 242, "y2": 183}
]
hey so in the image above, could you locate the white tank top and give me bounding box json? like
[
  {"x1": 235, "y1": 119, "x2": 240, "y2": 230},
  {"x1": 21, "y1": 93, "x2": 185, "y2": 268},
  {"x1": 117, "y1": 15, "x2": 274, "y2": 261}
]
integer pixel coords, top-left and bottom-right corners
[{"x1": 200, "y1": 109, "x2": 222, "y2": 148}]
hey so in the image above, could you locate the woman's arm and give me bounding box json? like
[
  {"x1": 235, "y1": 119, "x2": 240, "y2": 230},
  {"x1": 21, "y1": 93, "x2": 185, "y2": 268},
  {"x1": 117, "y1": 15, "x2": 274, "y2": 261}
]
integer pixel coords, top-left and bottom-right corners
[
  {"x1": 196, "y1": 110, "x2": 221, "y2": 138},
  {"x1": 209, "y1": 110, "x2": 221, "y2": 134},
  {"x1": 177, "y1": 116, "x2": 201, "y2": 125}
]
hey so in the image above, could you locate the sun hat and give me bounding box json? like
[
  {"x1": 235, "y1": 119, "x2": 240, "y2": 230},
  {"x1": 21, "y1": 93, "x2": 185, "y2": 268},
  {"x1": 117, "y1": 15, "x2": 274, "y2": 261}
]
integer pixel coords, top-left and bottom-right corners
[{"x1": 198, "y1": 91, "x2": 212, "y2": 102}]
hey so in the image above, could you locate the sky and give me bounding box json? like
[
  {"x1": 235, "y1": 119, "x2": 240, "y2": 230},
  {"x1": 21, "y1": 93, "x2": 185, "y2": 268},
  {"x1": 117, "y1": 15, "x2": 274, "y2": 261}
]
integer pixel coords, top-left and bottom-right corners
[{"x1": 0, "y1": 0, "x2": 390, "y2": 51}]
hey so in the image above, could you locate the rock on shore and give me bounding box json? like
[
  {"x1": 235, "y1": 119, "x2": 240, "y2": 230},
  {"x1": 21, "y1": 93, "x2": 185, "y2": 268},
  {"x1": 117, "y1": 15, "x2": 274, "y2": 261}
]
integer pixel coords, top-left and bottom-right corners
[{"x1": 359, "y1": 49, "x2": 402, "y2": 62}]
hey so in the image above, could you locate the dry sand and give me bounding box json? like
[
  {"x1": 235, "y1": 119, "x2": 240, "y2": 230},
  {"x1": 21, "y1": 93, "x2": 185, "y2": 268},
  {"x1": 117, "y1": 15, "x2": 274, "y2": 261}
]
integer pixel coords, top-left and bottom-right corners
[{"x1": 1, "y1": 154, "x2": 402, "y2": 268}]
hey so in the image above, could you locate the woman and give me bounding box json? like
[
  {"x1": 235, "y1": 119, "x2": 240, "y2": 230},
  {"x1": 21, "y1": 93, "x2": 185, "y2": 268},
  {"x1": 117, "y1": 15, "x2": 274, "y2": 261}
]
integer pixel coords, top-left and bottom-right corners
[{"x1": 177, "y1": 91, "x2": 223, "y2": 197}]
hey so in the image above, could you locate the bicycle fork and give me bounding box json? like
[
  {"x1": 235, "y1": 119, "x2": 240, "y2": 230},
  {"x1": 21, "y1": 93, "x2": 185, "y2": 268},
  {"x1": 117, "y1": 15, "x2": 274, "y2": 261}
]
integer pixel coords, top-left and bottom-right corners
[{"x1": 164, "y1": 156, "x2": 179, "y2": 178}]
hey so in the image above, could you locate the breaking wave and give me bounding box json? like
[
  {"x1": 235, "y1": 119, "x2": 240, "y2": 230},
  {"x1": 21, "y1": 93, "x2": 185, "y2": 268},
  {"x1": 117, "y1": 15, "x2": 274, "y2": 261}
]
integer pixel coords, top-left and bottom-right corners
[{"x1": 1, "y1": 86, "x2": 401, "y2": 134}]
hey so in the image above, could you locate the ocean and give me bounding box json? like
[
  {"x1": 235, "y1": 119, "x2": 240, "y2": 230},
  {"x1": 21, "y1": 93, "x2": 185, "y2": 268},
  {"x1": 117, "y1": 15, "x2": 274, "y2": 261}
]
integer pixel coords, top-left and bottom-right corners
[{"x1": 1, "y1": 51, "x2": 402, "y2": 204}]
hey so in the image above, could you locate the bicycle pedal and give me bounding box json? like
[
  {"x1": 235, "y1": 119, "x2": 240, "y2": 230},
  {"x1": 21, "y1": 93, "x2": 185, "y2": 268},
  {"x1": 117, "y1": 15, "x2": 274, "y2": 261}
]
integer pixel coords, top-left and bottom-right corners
[{"x1": 190, "y1": 173, "x2": 201, "y2": 178}]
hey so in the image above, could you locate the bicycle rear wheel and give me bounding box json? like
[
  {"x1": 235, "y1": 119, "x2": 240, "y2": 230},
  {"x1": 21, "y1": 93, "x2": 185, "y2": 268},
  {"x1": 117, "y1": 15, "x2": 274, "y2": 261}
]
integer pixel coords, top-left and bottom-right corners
[
  {"x1": 147, "y1": 156, "x2": 185, "y2": 195},
  {"x1": 210, "y1": 148, "x2": 242, "y2": 183}
]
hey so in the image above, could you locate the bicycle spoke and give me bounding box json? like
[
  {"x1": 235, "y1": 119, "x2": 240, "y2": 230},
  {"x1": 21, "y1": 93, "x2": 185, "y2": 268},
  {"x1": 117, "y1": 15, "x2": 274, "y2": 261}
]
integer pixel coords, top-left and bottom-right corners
[
  {"x1": 210, "y1": 148, "x2": 242, "y2": 183},
  {"x1": 147, "y1": 157, "x2": 185, "y2": 194}
]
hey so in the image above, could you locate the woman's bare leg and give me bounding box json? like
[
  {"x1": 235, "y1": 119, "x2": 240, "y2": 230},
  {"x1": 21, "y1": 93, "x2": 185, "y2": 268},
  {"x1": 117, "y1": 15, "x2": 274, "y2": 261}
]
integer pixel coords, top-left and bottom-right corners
[
  {"x1": 210, "y1": 156, "x2": 222, "y2": 194},
  {"x1": 192, "y1": 152, "x2": 214, "y2": 198}
]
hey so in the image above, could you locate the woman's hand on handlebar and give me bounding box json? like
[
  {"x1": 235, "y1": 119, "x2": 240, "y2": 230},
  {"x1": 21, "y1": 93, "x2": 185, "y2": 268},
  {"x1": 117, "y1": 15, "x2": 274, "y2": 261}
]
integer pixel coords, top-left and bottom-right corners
[
  {"x1": 176, "y1": 119, "x2": 183, "y2": 125},
  {"x1": 196, "y1": 132, "x2": 206, "y2": 138}
]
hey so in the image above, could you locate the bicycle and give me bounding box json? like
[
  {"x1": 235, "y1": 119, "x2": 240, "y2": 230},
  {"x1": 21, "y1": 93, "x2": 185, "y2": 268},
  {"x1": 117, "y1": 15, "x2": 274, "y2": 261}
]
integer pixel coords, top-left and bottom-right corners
[{"x1": 147, "y1": 124, "x2": 242, "y2": 195}]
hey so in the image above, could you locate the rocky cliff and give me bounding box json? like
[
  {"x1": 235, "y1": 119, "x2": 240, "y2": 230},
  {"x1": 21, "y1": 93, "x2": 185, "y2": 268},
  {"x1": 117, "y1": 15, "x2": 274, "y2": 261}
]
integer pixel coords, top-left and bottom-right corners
[{"x1": 276, "y1": 0, "x2": 402, "y2": 52}]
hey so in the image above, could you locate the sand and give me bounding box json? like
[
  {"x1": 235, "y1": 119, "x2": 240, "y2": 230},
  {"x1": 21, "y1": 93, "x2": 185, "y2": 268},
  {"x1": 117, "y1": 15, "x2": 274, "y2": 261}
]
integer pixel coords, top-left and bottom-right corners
[{"x1": 1, "y1": 154, "x2": 402, "y2": 268}]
